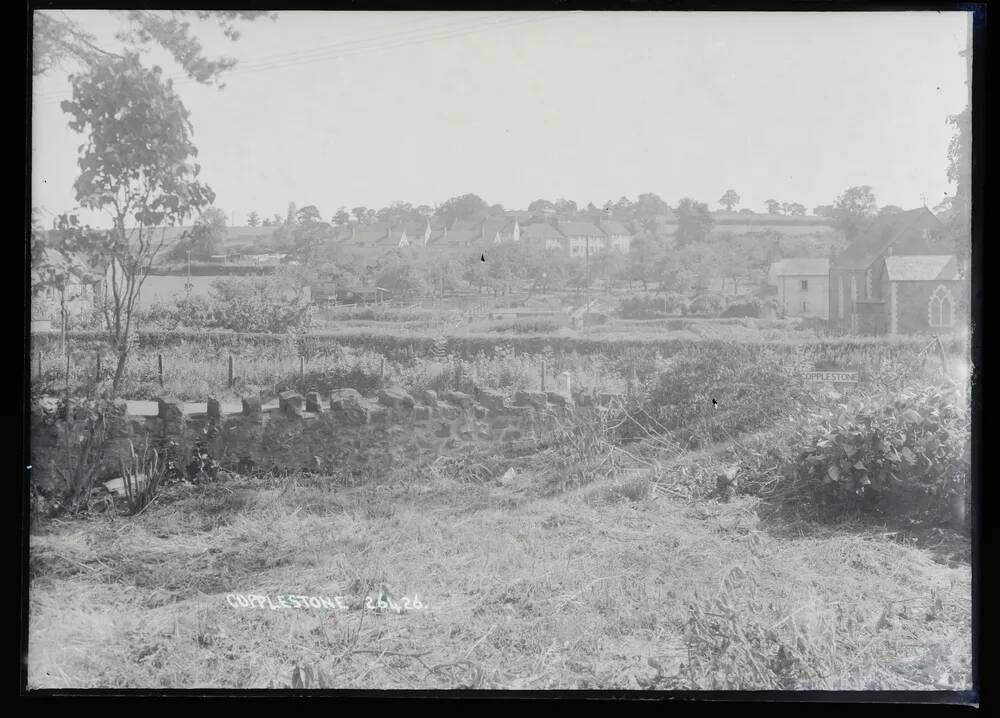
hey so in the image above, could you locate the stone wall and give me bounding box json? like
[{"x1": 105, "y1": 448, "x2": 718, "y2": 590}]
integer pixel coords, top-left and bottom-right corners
[{"x1": 29, "y1": 385, "x2": 624, "y2": 490}]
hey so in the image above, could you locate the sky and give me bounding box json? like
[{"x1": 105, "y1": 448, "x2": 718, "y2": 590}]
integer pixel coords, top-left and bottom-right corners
[{"x1": 31, "y1": 10, "x2": 971, "y2": 228}]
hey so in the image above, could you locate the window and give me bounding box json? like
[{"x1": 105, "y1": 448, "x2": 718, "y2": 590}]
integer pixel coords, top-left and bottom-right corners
[
  {"x1": 929, "y1": 285, "x2": 954, "y2": 327},
  {"x1": 800, "y1": 279, "x2": 809, "y2": 291}
]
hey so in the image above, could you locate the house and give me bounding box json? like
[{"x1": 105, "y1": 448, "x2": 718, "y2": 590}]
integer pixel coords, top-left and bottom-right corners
[
  {"x1": 774, "y1": 258, "x2": 830, "y2": 320},
  {"x1": 597, "y1": 219, "x2": 633, "y2": 253},
  {"x1": 876, "y1": 255, "x2": 961, "y2": 335},
  {"x1": 31, "y1": 247, "x2": 107, "y2": 327},
  {"x1": 478, "y1": 217, "x2": 520, "y2": 247},
  {"x1": 426, "y1": 226, "x2": 479, "y2": 253},
  {"x1": 558, "y1": 221, "x2": 606, "y2": 257},
  {"x1": 520, "y1": 222, "x2": 567, "y2": 251},
  {"x1": 828, "y1": 207, "x2": 956, "y2": 333}
]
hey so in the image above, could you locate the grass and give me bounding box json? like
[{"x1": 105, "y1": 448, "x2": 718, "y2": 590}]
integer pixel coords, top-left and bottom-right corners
[{"x1": 27, "y1": 453, "x2": 971, "y2": 690}]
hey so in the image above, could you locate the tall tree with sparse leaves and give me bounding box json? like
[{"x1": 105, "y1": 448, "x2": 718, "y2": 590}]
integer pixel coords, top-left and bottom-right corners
[{"x1": 61, "y1": 52, "x2": 216, "y2": 394}]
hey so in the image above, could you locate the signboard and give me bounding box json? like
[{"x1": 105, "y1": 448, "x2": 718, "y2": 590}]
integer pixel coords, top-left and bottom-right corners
[{"x1": 805, "y1": 371, "x2": 859, "y2": 383}]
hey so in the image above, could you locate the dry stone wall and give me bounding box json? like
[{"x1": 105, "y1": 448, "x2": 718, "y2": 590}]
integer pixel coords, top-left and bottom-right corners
[{"x1": 30, "y1": 385, "x2": 624, "y2": 489}]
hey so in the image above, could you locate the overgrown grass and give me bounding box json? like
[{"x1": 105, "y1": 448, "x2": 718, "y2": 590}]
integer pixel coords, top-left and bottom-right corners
[{"x1": 27, "y1": 457, "x2": 972, "y2": 690}]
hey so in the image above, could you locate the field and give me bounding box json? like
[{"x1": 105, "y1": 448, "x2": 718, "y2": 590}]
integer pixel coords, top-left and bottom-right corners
[
  {"x1": 27, "y1": 315, "x2": 974, "y2": 690},
  {"x1": 27, "y1": 433, "x2": 972, "y2": 690}
]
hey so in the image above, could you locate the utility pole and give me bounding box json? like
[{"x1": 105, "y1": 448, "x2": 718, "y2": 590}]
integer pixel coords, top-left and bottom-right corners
[{"x1": 585, "y1": 235, "x2": 590, "y2": 335}]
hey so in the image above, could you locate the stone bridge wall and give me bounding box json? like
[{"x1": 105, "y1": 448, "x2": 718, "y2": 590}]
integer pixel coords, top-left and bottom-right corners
[{"x1": 29, "y1": 386, "x2": 625, "y2": 489}]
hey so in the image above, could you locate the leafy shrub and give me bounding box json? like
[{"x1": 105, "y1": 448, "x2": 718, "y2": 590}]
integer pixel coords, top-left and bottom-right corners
[
  {"x1": 721, "y1": 298, "x2": 763, "y2": 318},
  {"x1": 643, "y1": 343, "x2": 813, "y2": 447},
  {"x1": 764, "y1": 384, "x2": 971, "y2": 529},
  {"x1": 688, "y1": 293, "x2": 726, "y2": 316},
  {"x1": 118, "y1": 437, "x2": 168, "y2": 515}
]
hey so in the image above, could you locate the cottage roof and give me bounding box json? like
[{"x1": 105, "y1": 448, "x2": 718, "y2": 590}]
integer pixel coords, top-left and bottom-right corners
[
  {"x1": 883, "y1": 255, "x2": 957, "y2": 281},
  {"x1": 521, "y1": 223, "x2": 566, "y2": 242},
  {"x1": 558, "y1": 221, "x2": 604, "y2": 237},
  {"x1": 775, "y1": 258, "x2": 830, "y2": 276},
  {"x1": 427, "y1": 228, "x2": 479, "y2": 248},
  {"x1": 598, "y1": 219, "x2": 632, "y2": 236},
  {"x1": 835, "y1": 208, "x2": 942, "y2": 270}
]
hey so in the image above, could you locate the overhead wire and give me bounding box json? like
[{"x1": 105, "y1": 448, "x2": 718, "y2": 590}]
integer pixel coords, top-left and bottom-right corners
[{"x1": 33, "y1": 12, "x2": 562, "y2": 107}]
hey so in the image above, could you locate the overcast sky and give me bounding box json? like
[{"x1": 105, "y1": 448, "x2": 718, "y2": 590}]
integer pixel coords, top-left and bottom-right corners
[{"x1": 32, "y1": 10, "x2": 971, "y2": 227}]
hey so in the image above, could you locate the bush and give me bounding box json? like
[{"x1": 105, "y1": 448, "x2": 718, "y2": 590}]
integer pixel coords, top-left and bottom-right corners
[
  {"x1": 688, "y1": 293, "x2": 726, "y2": 316},
  {"x1": 721, "y1": 298, "x2": 762, "y2": 318},
  {"x1": 764, "y1": 384, "x2": 971, "y2": 530},
  {"x1": 642, "y1": 343, "x2": 813, "y2": 447}
]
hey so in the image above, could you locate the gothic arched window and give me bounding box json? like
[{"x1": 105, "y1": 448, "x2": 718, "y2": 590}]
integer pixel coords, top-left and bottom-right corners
[{"x1": 928, "y1": 285, "x2": 954, "y2": 327}]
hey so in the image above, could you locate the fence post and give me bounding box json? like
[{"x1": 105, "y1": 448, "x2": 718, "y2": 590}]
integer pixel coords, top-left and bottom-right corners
[
  {"x1": 228, "y1": 354, "x2": 234, "y2": 388},
  {"x1": 96, "y1": 352, "x2": 101, "y2": 381},
  {"x1": 37, "y1": 351, "x2": 42, "y2": 379},
  {"x1": 158, "y1": 354, "x2": 164, "y2": 387},
  {"x1": 541, "y1": 360, "x2": 546, "y2": 392}
]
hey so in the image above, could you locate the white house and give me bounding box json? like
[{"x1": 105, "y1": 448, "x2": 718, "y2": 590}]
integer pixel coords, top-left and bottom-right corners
[{"x1": 774, "y1": 258, "x2": 830, "y2": 319}]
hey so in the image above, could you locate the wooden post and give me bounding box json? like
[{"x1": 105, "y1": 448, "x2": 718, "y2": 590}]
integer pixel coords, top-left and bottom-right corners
[
  {"x1": 379, "y1": 357, "x2": 384, "y2": 379},
  {"x1": 95, "y1": 352, "x2": 101, "y2": 381},
  {"x1": 541, "y1": 360, "x2": 546, "y2": 392},
  {"x1": 158, "y1": 354, "x2": 164, "y2": 387},
  {"x1": 935, "y1": 335, "x2": 950, "y2": 379},
  {"x1": 228, "y1": 354, "x2": 234, "y2": 388},
  {"x1": 300, "y1": 355, "x2": 305, "y2": 378}
]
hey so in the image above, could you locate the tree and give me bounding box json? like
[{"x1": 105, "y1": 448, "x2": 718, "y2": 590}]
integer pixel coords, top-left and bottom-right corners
[
  {"x1": 832, "y1": 185, "x2": 878, "y2": 240},
  {"x1": 675, "y1": 198, "x2": 714, "y2": 247},
  {"x1": 765, "y1": 199, "x2": 783, "y2": 215},
  {"x1": 488, "y1": 203, "x2": 506, "y2": 216},
  {"x1": 813, "y1": 205, "x2": 836, "y2": 218},
  {"x1": 878, "y1": 205, "x2": 905, "y2": 216},
  {"x1": 528, "y1": 199, "x2": 554, "y2": 213},
  {"x1": 188, "y1": 207, "x2": 227, "y2": 256},
  {"x1": 942, "y1": 105, "x2": 971, "y2": 270},
  {"x1": 375, "y1": 251, "x2": 428, "y2": 301},
  {"x1": 351, "y1": 206, "x2": 368, "y2": 224},
  {"x1": 292, "y1": 205, "x2": 332, "y2": 264},
  {"x1": 554, "y1": 198, "x2": 578, "y2": 216},
  {"x1": 331, "y1": 207, "x2": 351, "y2": 228},
  {"x1": 246, "y1": 211, "x2": 260, "y2": 227},
  {"x1": 719, "y1": 189, "x2": 740, "y2": 212},
  {"x1": 61, "y1": 52, "x2": 215, "y2": 394},
  {"x1": 626, "y1": 234, "x2": 664, "y2": 292},
  {"x1": 34, "y1": 10, "x2": 275, "y2": 86},
  {"x1": 434, "y1": 194, "x2": 488, "y2": 226},
  {"x1": 634, "y1": 192, "x2": 670, "y2": 224},
  {"x1": 783, "y1": 202, "x2": 806, "y2": 216}
]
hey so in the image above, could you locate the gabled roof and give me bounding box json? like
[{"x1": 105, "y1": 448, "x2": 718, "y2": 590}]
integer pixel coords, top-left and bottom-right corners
[
  {"x1": 598, "y1": 219, "x2": 632, "y2": 236},
  {"x1": 558, "y1": 221, "x2": 604, "y2": 237},
  {"x1": 36, "y1": 247, "x2": 107, "y2": 282},
  {"x1": 775, "y1": 258, "x2": 830, "y2": 276},
  {"x1": 427, "y1": 228, "x2": 479, "y2": 248},
  {"x1": 834, "y1": 207, "x2": 942, "y2": 270},
  {"x1": 521, "y1": 223, "x2": 566, "y2": 242},
  {"x1": 883, "y1": 255, "x2": 957, "y2": 281}
]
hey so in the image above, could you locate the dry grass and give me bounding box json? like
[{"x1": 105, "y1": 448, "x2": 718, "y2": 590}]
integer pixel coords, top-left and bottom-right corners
[{"x1": 26, "y1": 454, "x2": 971, "y2": 691}]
